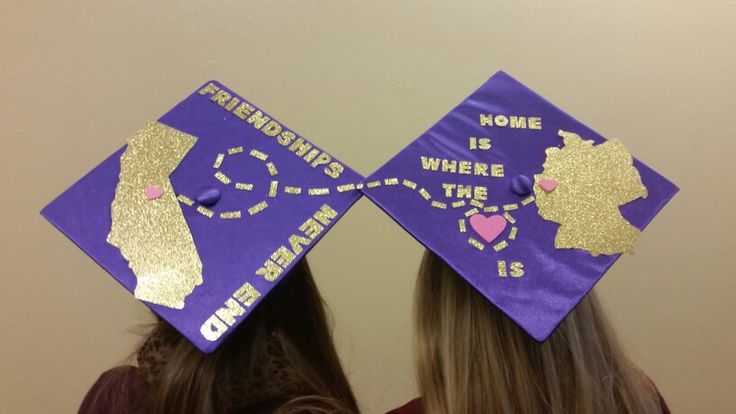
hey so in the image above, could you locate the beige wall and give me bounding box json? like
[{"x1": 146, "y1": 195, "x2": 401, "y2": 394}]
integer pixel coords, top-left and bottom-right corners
[{"x1": 1, "y1": 1, "x2": 734, "y2": 413}]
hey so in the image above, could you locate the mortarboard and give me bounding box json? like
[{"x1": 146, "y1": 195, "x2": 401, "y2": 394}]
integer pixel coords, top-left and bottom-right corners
[
  {"x1": 362, "y1": 71, "x2": 678, "y2": 341},
  {"x1": 41, "y1": 81, "x2": 364, "y2": 353}
]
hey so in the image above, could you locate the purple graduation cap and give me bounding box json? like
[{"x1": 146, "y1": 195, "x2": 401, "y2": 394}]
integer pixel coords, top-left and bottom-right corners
[
  {"x1": 41, "y1": 81, "x2": 364, "y2": 353},
  {"x1": 362, "y1": 71, "x2": 678, "y2": 341}
]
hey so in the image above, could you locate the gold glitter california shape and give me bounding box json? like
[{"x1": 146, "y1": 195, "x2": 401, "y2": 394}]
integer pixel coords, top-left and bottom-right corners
[
  {"x1": 107, "y1": 121, "x2": 202, "y2": 309},
  {"x1": 534, "y1": 130, "x2": 648, "y2": 256}
]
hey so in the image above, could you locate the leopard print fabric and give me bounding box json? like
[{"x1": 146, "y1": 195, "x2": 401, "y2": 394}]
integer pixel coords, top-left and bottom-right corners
[{"x1": 136, "y1": 327, "x2": 307, "y2": 407}]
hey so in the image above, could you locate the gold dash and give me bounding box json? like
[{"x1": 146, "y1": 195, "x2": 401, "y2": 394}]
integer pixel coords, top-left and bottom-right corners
[
  {"x1": 418, "y1": 188, "x2": 431, "y2": 200},
  {"x1": 336, "y1": 183, "x2": 356, "y2": 192},
  {"x1": 503, "y1": 203, "x2": 519, "y2": 211},
  {"x1": 431, "y1": 201, "x2": 447, "y2": 209},
  {"x1": 465, "y1": 208, "x2": 479, "y2": 217},
  {"x1": 235, "y1": 182, "x2": 253, "y2": 191},
  {"x1": 213, "y1": 153, "x2": 225, "y2": 168},
  {"x1": 268, "y1": 181, "x2": 279, "y2": 197},
  {"x1": 470, "y1": 199, "x2": 485, "y2": 208},
  {"x1": 366, "y1": 181, "x2": 382, "y2": 189},
  {"x1": 452, "y1": 200, "x2": 467, "y2": 208},
  {"x1": 249, "y1": 149, "x2": 268, "y2": 161},
  {"x1": 509, "y1": 226, "x2": 518, "y2": 240},
  {"x1": 521, "y1": 196, "x2": 536, "y2": 206},
  {"x1": 384, "y1": 178, "x2": 399, "y2": 186},
  {"x1": 284, "y1": 186, "x2": 302, "y2": 195},
  {"x1": 458, "y1": 219, "x2": 467, "y2": 233},
  {"x1": 355, "y1": 183, "x2": 364, "y2": 189},
  {"x1": 248, "y1": 201, "x2": 269, "y2": 215},
  {"x1": 402, "y1": 179, "x2": 417, "y2": 190},
  {"x1": 468, "y1": 237, "x2": 485, "y2": 250},
  {"x1": 227, "y1": 146, "x2": 244, "y2": 155},
  {"x1": 219, "y1": 211, "x2": 242, "y2": 219},
  {"x1": 177, "y1": 195, "x2": 194, "y2": 206},
  {"x1": 214, "y1": 171, "x2": 231, "y2": 185},
  {"x1": 196, "y1": 206, "x2": 214, "y2": 218},
  {"x1": 484, "y1": 205, "x2": 499, "y2": 213},
  {"x1": 266, "y1": 162, "x2": 278, "y2": 176},
  {"x1": 503, "y1": 212, "x2": 516, "y2": 224},
  {"x1": 493, "y1": 240, "x2": 508, "y2": 252},
  {"x1": 308, "y1": 187, "x2": 330, "y2": 196}
]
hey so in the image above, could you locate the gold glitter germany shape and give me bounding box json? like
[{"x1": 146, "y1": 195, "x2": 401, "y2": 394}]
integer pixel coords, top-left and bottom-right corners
[
  {"x1": 107, "y1": 121, "x2": 202, "y2": 309},
  {"x1": 534, "y1": 130, "x2": 648, "y2": 256}
]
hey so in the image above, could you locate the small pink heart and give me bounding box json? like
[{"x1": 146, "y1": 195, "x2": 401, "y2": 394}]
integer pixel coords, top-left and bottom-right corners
[
  {"x1": 145, "y1": 185, "x2": 164, "y2": 200},
  {"x1": 469, "y1": 214, "x2": 508, "y2": 244},
  {"x1": 538, "y1": 178, "x2": 558, "y2": 192}
]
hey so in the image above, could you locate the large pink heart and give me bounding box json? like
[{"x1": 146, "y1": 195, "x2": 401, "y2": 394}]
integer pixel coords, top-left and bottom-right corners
[{"x1": 469, "y1": 214, "x2": 508, "y2": 243}]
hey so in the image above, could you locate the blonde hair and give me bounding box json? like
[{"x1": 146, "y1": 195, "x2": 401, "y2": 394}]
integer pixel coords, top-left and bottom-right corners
[{"x1": 414, "y1": 250, "x2": 663, "y2": 414}]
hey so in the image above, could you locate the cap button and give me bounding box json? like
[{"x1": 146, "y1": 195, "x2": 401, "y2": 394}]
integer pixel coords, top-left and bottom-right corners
[
  {"x1": 196, "y1": 187, "x2": 221, "y2": 206},
  {"x1": 510, "y1": 175, "x2": 533, "y2": 196}
]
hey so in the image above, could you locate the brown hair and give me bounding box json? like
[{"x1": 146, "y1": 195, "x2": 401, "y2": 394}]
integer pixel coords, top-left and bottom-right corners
[
  {"x1": 414, "y1": 250, "x2": 663, "y2": 414},
  {"x1": 90, "y1": 259, "x2": 358, "y2": 414}
]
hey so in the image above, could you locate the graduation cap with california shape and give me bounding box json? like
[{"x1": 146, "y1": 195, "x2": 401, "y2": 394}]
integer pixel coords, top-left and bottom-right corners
[
  {"x1": 362, "y1": 71, "x2": 678, "y2": 341},
  {"x1": 41, "y1": 81, "x2": 364, "y2": 353}
]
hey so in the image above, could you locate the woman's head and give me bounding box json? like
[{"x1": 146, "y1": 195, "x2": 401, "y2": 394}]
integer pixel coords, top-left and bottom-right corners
[
  {"x1": 414, "y1": 250, "x2": 661, "y2": 414},
  {"x1": 108, "y1": 259, "x2": 358, "y2": 414}
]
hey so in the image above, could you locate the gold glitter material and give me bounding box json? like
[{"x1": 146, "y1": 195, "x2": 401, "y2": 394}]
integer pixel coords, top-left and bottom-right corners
[
  {"x1": 493, "y1": 240, "x2": 508, "y2": 251},
  {"x1": 249, "y1": 149, "x2": 268, "y2": 161},
  {"x1": 235, "y1": 182, "x2": 253, "y2": 191},
  {"x1": 248, "y1": 201, "x2": 269, "y2": 215},
  {"x1": 402, "y1": 179, "x2": 417, "y2": 190},
  {"x1": 458, "y1": 219, "x2": 467, "y2": 233},
  {"x1": 268, "y1": 181, "x2": 279, "y2": 197},
  {"x1": 219, "y1": 211, "x2": 242, "y2": 219},
  {"x1": 497, "y1": 260, "x2": 508, "y2": 277},
  {"x1": 503, "y1": 212, "x2": 516, "y2": 224},
  {"x1": 213, "y1": 153, "x2": 225, "y2": 168},
  {"x1": 355, "y1": 183, "x2": 364, "y2": 190},
  {"x1": 177, "y1": 194, "x2": 195, "y2": 206},
  {"x1": 418, "y1": 188, "x2": 431, "y2": 200},
  {"x1": 431, "y1": 201, "x2": 447, "y2": 209},
  {"x1": 503, "y1": 203, "x2": 518, "y2": 211},
  {"x1": 227, "y1": 146, "x2": 244, "y2": 155},
  {"x1": 214, "y1": 171, "x2": 231, "y2": 185},
  {"x1": 233, "y1": 282, "x2": 260, "y2": 306},
  {"x1": 509, "y1": 226, "x2": 518, "y2": 240},
  {"x1": 336, "y1": 184, "x2": 356, "y2": 192},
  {"x1": 521, "y1": 196, "x2": 536, "y2": 206},
  {"x1": 484, "y1": 206, "x2": 499, "y2": 213},
  {"x1": 308, "y1": 188, "x2": 330, "y2": 196},
  {"x1": 535, "y1": 130, "x2": 648, "y2": 255},
  {"x1": 468, "y1": 237, "x2": 485, "y2": 250},
  {"x1": 366, "y1": 180, "x2": 382, "y2": 188},
  {"x1": 266, "y1": 162, "x2": 278, "y2": 176},
  {"x1": 384, "y1": 178, "x2": 399, "y2": 186},
  {"x1": 452, "y1": 200, "x2": 467, "y2": 208},
  {"x1": 197, "y1": 206, "x2": 214, "y2": 218},
  {"x1": 465, "y1": 208, "x2": 479, "y2": 217},
  {"x1": 470, "y1": 199, "x2": 485, "y2": 208},
  {"x1": 284, "y1": 186, "x2": 302, "y2": 195},
  {"x1": 108, "y1": 121, "x2": 202, "y2": 310}
]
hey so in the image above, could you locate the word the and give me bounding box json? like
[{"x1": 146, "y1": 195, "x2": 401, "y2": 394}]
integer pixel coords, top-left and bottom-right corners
[{"x1": 442, "y1": 183, "x2": 488, "y2": 200}]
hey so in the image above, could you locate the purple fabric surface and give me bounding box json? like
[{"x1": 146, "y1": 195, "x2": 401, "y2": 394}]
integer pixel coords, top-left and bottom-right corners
[
  {"x1": 362, "y1": 71, "x2": 678, "y2": 341},
  {"x1": 41, "y1": 81, "x2": 363, "y2": 353}
]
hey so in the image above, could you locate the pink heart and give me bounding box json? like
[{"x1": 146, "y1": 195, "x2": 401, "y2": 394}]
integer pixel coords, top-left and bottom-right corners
[
  {"x1": 538, "y1": 178, "x2": 558, "y2": 192},
  {"x1": 469, "y1": 214, "x2": 508, "y2": 244},
  {"x1": 145, "y1": 185, "x2": 164, "y2": 200}
]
